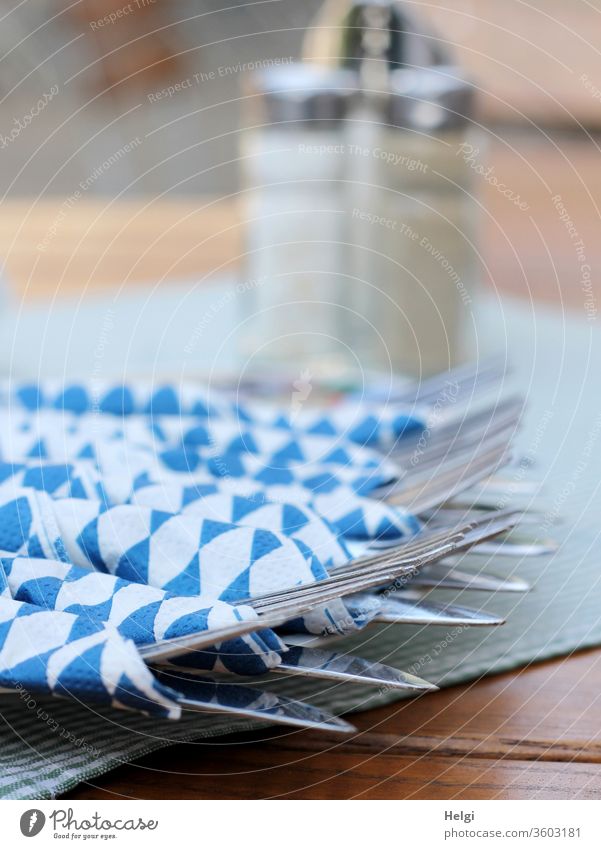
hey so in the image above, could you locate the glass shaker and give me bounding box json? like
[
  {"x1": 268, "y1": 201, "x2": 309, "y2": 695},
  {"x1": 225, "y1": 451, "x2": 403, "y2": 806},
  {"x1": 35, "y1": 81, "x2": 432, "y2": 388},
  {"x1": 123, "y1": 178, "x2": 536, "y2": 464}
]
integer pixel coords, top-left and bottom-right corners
[
  {"x1": 369, "y1": 66, "x2": 476, "y2": 375},
  {"x1": 305, "y1": 0, "x2": 479, "y2": 378},
  {"x1": 240, "y1": 64, "x2": 358, "y2": 378}
]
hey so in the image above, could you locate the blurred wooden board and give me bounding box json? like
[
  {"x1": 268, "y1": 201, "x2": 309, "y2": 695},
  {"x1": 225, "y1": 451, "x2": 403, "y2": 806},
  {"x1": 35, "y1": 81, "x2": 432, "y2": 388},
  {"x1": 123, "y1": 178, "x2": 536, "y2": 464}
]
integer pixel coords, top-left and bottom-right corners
[
  {"x1": 421, "y1": 0, "x2": 601, "y2": 129},
  {"x1": 1, "y1": 136, "x2": 600, "y2": 318}
]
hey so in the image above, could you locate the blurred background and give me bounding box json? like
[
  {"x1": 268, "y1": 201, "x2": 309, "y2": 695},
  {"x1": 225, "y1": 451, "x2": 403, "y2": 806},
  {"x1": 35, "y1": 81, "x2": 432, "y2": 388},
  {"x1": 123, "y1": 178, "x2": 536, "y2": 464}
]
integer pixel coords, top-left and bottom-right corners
[
  {"x1": 0, "y1": 0, "x2": 599, "y2": 379},
  {"x1": 1, "y1": 0, "x2": 599, "y2": 197}
]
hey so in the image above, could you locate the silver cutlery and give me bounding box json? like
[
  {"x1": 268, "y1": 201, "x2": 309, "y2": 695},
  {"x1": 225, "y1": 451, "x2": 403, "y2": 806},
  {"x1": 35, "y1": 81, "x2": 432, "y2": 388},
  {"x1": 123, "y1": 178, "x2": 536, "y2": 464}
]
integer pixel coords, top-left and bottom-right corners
[
  {"x1": 424, "y1": 505, "x2": 553, "y2": 529},
  {"x1": 141, "y1": 513, "x2": 517, "y2": 688},
  {"x1": 138, "y1": 607, "x2": 298, "y2": 664},
  {"x1": 0, "y1": 676, "x2": 357, "y2": 734},
  {"x1": 400, "y1": 356, "x2": 510, "y2": 406},
  {"x1": 465, "y1": 537, "x2": 557, "y2": 557},
  {"x1": 383, "y1": 442, "x2": 513, "y2": 514},
  {"x1": 411, "y1": 562, "x2": 530, "y2": 593},
  {"x1": 273, "y1": 646, "x2": 437, "y2": 690},
  {"x1": 247, "y1": 512, "x2": 519, "y2": 615},
  {"x1": 165, "y1": 646, "x2": 436, "y2": 692},
  {"x1": 376, "y1": 590, "x2": 506, "y2": 626},
  {"x1": 391, "y1": 395, "x2": 523, "y2": 465}
]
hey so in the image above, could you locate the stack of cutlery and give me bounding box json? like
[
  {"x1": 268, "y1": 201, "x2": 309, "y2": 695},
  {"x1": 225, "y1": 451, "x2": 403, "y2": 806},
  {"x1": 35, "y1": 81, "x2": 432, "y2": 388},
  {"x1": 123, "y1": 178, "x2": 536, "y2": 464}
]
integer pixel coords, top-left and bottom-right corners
[{"x1": 0, "y1": 360, "x2": 551, "y2": 735}]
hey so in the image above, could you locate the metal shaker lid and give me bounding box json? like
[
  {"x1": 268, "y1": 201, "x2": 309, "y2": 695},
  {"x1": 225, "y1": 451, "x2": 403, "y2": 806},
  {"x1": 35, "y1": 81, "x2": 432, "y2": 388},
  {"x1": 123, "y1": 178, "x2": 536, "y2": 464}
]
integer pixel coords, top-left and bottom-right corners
[
  {"x1": 303, "y1": 1, "x2": 452, "y2": 73},
  {"x1": 302, "y1": 2, "x2": 473, "y2": 126},
  {"x1": 248, "y1": 64, "x2": 359, "y2": 128},
  {"x1": 387, "y1": 65, "x2": 474, "y2": 131}
]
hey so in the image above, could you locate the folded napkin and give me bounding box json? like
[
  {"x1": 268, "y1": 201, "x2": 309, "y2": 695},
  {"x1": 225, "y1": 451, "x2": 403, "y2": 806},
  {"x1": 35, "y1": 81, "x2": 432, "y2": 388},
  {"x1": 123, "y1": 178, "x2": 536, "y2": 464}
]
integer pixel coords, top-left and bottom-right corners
[
  {"x1": 0, "y1": 380, "x2": 423, "y2": 648},
  {"x1": 0, "y1": 595, "x2": 180, "y2": 718},
  {"x1": 154, "y1": 416, "x2": 390, "y2": 468},
  {"x1": 127, "y1": 472, "x2": 421, "y2": 542},
  {"x1": 0, "y1": 410, "x2": 397, "y2": 478},
  {"x1": 0, "y1": 488, "x2": 321, "y2": 596},
  {"x1": 88, "y1": 438, "x2": 393, "y2": 500},
  {"x1": 130, "y1": 488, "x2": 351, "y2": 568},
  {"x1": 0, "y1": 461, "x2": 108, "y2": 502},
  {"x1": 0, "y1": 412, "x2": 398, "y2": 505},
  {"x1": 5, "y1": 409, "x2": 391, "y2": 468},
  {"x1": 0, "y1": 488, "x2": 375, "y2": 637},
  {"x1": 0, "y1": 555, "x2": 284, "y2": 676},
  {"x1": 0, "y1": 456, "x2": 364, "y2": 568},
  {"x1": 4, "y1": 381, "x2": 425, "y2": 448},
  {"x1": 0, "y1": 458, "x2": 419, "y2": 543},
  {"x1": 1, "y1": 461, "x2": 356, "y2": 570},
  {"x1": 187, "y1": 448, "x2": 393, "y2": 497}
]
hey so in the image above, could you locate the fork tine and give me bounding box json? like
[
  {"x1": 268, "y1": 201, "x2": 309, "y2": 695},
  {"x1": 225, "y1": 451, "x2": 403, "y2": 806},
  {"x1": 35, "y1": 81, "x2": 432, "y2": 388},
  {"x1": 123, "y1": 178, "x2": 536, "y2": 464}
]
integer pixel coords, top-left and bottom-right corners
[
  {"x1": 269, "y1": 647, "x2": 438, "y2": 691},
  {"x1": 393, "y1": 423, "x2": 517, "y2": 484},
  {"x1": 411, "y1": 563, "x2": 530, "y2": 592},
  {"x1": 249, "y1": 558, "x2": 443, "y2": 614},
  {"x1": 387, "y1": 445, "x2": 512, "y2": 513},
  {"x1": 382, "y1": 429, "x2": 512, "y2": 498},
  {"x1": 250, "y1": 513, "x2": 518, "y2": 614},
  {"x1": 424, "y1": 505, "x2": 541, "y2": 526},
  {"x1": 139, "y1": 608, "x2": 294, "y2": 663},
  {"x1": 394, "y1": 413, "x2": 520, "y2": 475},
  {"x1": 157, "y1": 672, "x2": 357, "y2": 733},
  {"x1": 249, "y1": 538, "x2": 461, "y2": 610},
  {"x1": 329, "y1": 511, "x2": 519, "y2": 580},
  {"x1": 332, "y1": 525, "x2": 467, "y2": 573},
  {"x1": 397, "y1": 418, "x2": 516, "y2": 477},
  {"x1": 466, "y1": 538, "x2": 558, "y2": 557},
  {"x1": 397, "y1": 356, "x2": 508, "y2": 405},
  {"x1": 376, "y1": 593, "x2": 505, "y2": 626},
  {"x1": 392, "y1": 395, "x2": 523, "y2": 462}
]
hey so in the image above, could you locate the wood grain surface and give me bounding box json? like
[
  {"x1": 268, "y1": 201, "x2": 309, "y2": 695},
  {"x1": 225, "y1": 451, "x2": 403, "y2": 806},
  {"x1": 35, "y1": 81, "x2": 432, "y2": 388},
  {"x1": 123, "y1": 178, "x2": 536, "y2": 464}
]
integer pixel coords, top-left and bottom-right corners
[
  {"x1": 2, "y1": 138, "x2": 600, "y2": 315},
  {"x1": 64, "y1": 649, "x2": 601, "y2": 799}
]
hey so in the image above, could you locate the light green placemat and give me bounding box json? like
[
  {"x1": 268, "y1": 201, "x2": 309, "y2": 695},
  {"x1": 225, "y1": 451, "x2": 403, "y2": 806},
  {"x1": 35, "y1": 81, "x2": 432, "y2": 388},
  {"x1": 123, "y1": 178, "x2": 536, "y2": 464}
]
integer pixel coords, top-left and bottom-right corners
[{"x1": 1, "y1": 293, "x2": 600, "y2": 800}]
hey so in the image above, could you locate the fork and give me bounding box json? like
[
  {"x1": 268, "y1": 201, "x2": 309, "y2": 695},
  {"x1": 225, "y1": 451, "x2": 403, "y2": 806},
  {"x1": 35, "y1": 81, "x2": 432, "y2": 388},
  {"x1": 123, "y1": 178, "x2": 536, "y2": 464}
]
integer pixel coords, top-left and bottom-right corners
[
  {"x1": 245, "y1": 512, "x2": 518, "y2": 616},
  {"x1": 157, "y1": 672, "x2": 358, "y2": 733},
  {"x1": 389, "y1": 426, "x2": 516, "y2": 494},
  {"x1": 391, "y1": 397, "x2": 523, "y2": 468},
  {"x1": 141, "y1": 513, "x2": 516, "y2": 695},
  {"x1": 385, "y1": 356, "x2": 509, "y2": 406},
  {"x1": 384, "y1": 441, "x2": 513, "y2": 514},
  {"x1": 407, "y1": 561, "x2": 530, "y2": 593}
]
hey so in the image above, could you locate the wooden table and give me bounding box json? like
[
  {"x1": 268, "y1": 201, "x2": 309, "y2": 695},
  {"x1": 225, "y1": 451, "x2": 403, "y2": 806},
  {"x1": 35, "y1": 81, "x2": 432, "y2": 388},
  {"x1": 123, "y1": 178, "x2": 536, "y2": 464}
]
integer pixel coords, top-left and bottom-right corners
[
  {"x1": 64, "y1": 650, "x2": 601, "y2": 800},
  {"x1": 2, "y1": 135, "x2": 600, "y2": 799}
]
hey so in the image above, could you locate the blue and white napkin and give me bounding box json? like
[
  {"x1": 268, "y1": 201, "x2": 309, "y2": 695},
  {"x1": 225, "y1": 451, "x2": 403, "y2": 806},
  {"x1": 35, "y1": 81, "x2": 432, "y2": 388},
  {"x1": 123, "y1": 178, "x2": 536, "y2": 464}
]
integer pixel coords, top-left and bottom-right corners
[
  {"x1": 0, "y1": 459, "x2": 352, "y2": 565},
  {"x1": 0, "y1": 488, "x2": 378, "y2": 637},
  {"x1": 0, "y1": 380, "x2": 427, "y2": 648},
  {"x1": 0, "y1": 413, "x2": 397, "y2": 498},
  {"x1": 0, "y1": 487, "x2": 323, "y2": 598},
  {"x1": 2, "y1": 381, "x2": 425, "y2": 449},
  {"x1": 0, "y1": 555, "x2": 284, "y2": 676},
  {"x1": 0, "y1": 595, "x2": 181, "y2": 718},
  {"x1": 0, "y1": 453, "x2": 419, "y2": 544}
]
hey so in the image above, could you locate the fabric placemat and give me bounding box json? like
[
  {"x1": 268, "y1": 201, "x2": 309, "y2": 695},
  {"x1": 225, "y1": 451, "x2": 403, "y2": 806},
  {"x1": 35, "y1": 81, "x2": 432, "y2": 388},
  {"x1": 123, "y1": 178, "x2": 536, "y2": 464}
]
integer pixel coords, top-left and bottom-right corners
[{"x1": 1, "y1": 290, "x2": 600, "y2": 800}]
